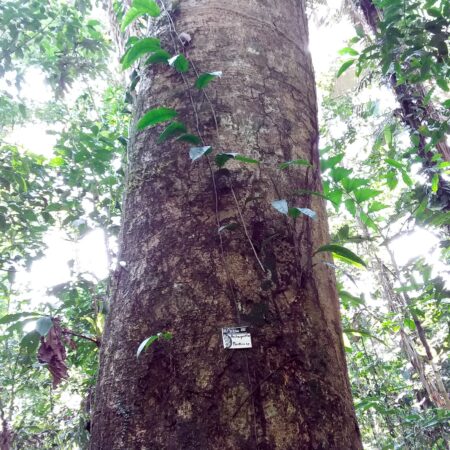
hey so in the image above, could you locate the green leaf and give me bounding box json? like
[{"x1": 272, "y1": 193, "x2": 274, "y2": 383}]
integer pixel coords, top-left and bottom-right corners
[
  {"x1": 436, "y1": 78, "x2": 449, "y2": 92},
  {"x1": 121, "y1": 8, "x2": 144, "y2": 31},
  {"x1": 137, "y1": 331, "x2": 173, "y2": 358},
  {"x1": 321, "y1": 153, "x2": 344, "y2": 171},
  {"x1": 133, "y1": 0, "x2": 161, "y2": 13},
  {"x1": 331, "y1": 167, "x2": 352, "y2": 182},
  {"x1": 343, "y1": 328, "x2": 385, "y2": 345},
  {"x1": 215, "y1": 153, "x2": 259, "y2": 167},
  {"x1": 400, "y1": 170, "x2": 413, "y2": 187},
  {"x1": 176, "y1": 134, "x2": 202, "y2": 145},
  {"x1": 279, "y1": 159, "x2": 311, "y2": 169},
  {"x1": 386, "y1": 171, "x2": 398, "y2": 190},
  {"x1": 315, "y1": 244, "x2": 367, "y2": 268},
  {"x1": 234, "y1": 155, "x2": 259, "y2": 164},
  {"x1": 345, "y1": 198, "x2": 356, "y2": 216},
  {"x1": 339, "y1": 290, "x2": 365, "y2": 308},
  {"x1": 157, "y1": 122, "x2": 187, "y2": 143},
  {"x1": 272, "y1": 199, "x2": 289, "y2": 215},
  {"x1": 385, "y1": 158, "x2": 403, "y2": 170},
  {"x1": 337, "y1": 59, "x2": 355, "y2": 78},
  {"x1": 35, "y1": 316, "x2": 53, "y2": 336},
  {"x1": 354, "y1": 188, "x2": 382, "y2": 203},
  {"x1": 4, "y1": 318, "x2": 37, "y2": 335},
  {"x1": 327, "y1": 189, "x2": 343, "y2": 208},
  {"x1": 427, "y1": 7, "x2": 441, "y2": 17},
  {"x1": 0, "y1": 312, "x2": 40, "y2": 324},
  {"x1": 288, "y1": 207, "x2": 317, "y2": 220},
  {"x1": 336, "y1": 224, "x2": 349, "y2": 241},
  {"x1": 384, "y1": 125, "x2": 393, "y2": 147},
  {"x1": 121, "y1": 0, "x2": 160, "y2": 31},
  {"x1": 0, "y1": 214, "x2": 8, "y2": 232},
  {"x1": 368, "y1": 201, "x2": 388, "y2": 213},
  {"x1": 215, "y1": 153, "x2": 235, "y2": 167},
  {"x1": 20, "y1": 331, "x2": 40, "y2": 355},
  {"x1": 432, "y1": 173, "x2": 439, "y2": 193},
  {"x1": 195, "y1": 71, "x2": 222, "y2": 89},
  {"x1": 49, "y1": 156, "x2": 65, "y2": 167},
  {"x1": 145, "y1": 49, "x2": 171, "y2": 65},
  {"x1": 121, "y1": 38, "x2": 161, "y2": 69},
  {"x1": 168, "y1": 54, "x2": 189, "y2": 73},
  {"x1": 136, "y1": 335, "x2": 158, "y2": 358},
  {"x1": 137, "y1": 107, "x2": 177, "y2": 130},
  {"x1": 338, "y1": 47, "x2": 359, "y2": 56},
  {"x1": 359, "y1": 211, "x2": 378, "y2": 232},
  {"x1": 341, "y1": 177, "x2": 369, "y2": 193},
  {"x1": 403, "y1": 318, "x2": 416, "y2": 331},
  {"x1": 189, "y1": 146, "x2": 212, "y2": 161},
  {"x1": 218, "y1": 223, "x2": 239, "y2": 232}
]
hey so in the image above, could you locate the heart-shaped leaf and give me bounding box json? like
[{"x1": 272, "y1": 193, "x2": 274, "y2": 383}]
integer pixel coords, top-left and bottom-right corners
[
  {"x1": 145, "y1": 49, "x2": 171, "y2": 65},
  {"x1": 215, "y1": 152, "x2": 259, "y2": 167},
  {"x1": 189, "y1": 146, "x2": 212, "y2": 161},
  {"x1": 288, "y1": 207, "x2": 317, "y2": 220},
  {"x1": 137, "y1": 331, "x2": 173, "y2": 358},
  {"x1": 121, "y1": 0, "x2": 161, "y2": 31},
  {"x1": 137, "y1": 107, "x2": 177, "y2": 130},
  {"x1": 176, "y1": 134, "x2": 202, "y2": 145},
  {"x1": 136, "y1": 335, "x2": 159, "y2": 358},
  {"x1": 157, "y1": 122, "x2": 187, "y2": 143},
  {"x1": 36, "y1": 316, "x2": 53, "y2": 336},
  {"x1": 195, "y1": 71, "x2": 222, "y2": 89},
  {"x1": 121, "y1": 38, "x2": 161, "y2": 69},
  {"x1": 168, "y1": 54, "x2": 189, "y2": 73},
  {"x1": 272, "y1": 199, "x2": 289, "y2": 215}
]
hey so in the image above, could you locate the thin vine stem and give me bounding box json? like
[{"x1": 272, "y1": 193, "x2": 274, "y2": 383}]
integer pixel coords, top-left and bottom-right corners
[
  {"x1": 159, "y1": 0, "x2": 241, "y2": 321},
  {"x1": 230, "y1": 182, "x2": 266, "y2": 273},
  {"x1": 157, "y1": 5, "x2": 258, "y2": 442}
]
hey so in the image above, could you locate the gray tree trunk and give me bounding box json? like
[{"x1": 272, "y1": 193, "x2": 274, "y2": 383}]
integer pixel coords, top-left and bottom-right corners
[{"x1": 90, "y1": 1, "x2": 362, "y2": 448}]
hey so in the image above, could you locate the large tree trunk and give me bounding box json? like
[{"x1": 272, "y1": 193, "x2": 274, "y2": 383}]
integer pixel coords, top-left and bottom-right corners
[{"x1": 90, "y1": 1, "x2": 361, "y2": 448}]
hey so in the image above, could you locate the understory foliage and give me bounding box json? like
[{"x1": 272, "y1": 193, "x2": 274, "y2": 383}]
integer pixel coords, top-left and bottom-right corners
[{"x1": 0, "y1": 0, "x2": 448, "y2": 448}]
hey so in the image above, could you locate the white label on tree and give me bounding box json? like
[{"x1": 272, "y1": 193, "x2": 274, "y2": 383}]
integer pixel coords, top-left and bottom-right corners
[{"x1": 222, "y1": 326, "x2": 252, "y2": 349}]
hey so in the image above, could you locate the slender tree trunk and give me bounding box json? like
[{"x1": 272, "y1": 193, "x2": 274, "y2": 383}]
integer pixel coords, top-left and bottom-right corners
[
  {"x1": 357, "y1": 216, "x2": 449, "y2": 410},
  {"x1": 384, "y1": 247, "x2": 450, "y2": 409},
  {"x1": 90, "y1": 1, "x2": 361, "y2": 448}
]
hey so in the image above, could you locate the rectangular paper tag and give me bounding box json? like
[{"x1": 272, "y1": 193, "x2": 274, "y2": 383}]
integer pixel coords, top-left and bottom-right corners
[{"x1": 222, "y1": 326, "x2": 252, "y2": 349}]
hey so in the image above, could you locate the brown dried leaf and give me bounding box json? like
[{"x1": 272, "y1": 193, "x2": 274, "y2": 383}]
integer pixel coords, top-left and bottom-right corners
[{"x1": 37, "y1": 318, "x2": 68, "y2": 388}]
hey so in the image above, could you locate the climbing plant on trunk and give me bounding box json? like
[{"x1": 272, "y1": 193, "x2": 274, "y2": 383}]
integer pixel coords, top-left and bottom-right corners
[{"x1": 89, "y1": 0, "x2": 362, "y2": 448}]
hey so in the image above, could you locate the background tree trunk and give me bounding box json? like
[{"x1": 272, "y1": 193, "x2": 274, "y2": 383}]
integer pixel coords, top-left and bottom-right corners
[
  {"x1": 90, "y1": 1, "x2": 362, "y2": 448},
  {"x1": 358, "y1": 0, "x2": 450, "y2": 163}
]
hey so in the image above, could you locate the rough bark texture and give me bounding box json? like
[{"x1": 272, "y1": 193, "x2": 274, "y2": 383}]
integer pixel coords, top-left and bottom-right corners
[{"x1": 90, "y1": 1, "x2": 362, "y2": 449}]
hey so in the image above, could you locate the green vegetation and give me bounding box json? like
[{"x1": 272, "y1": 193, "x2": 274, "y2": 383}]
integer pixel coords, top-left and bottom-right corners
[{"x1": 0, "y1": 0, "x2": 448, "y2": 448}]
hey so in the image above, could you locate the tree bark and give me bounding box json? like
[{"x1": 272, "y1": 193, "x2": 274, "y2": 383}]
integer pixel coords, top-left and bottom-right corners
[{"x1": 90, "y1": 1, "x2": 361, "y2": 449}]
